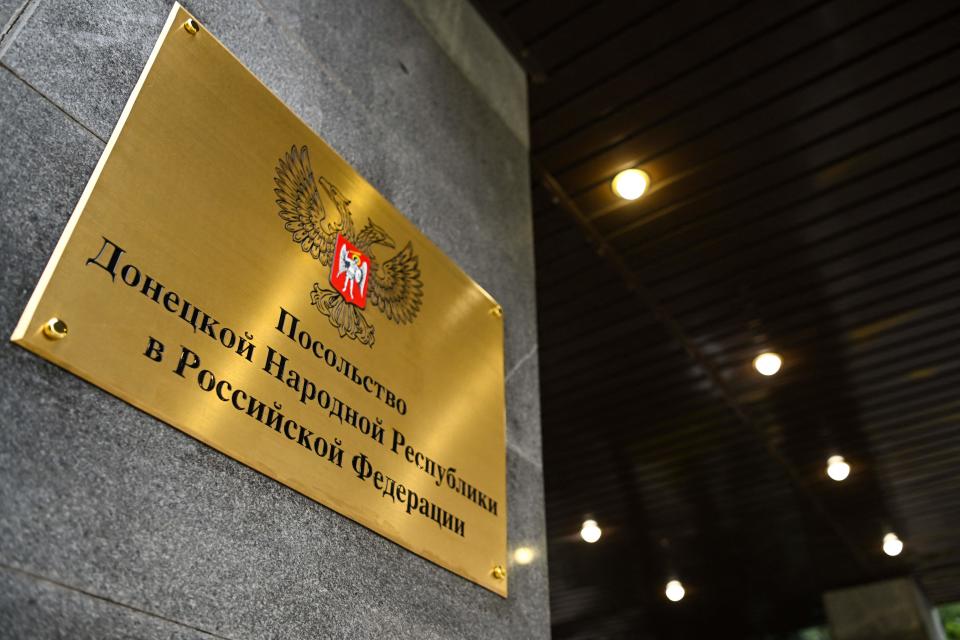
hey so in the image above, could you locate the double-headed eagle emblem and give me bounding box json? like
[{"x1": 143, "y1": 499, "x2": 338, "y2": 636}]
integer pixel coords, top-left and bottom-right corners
[{"x1": 274, "y1": 145, "x2": 423, "y2": 347}]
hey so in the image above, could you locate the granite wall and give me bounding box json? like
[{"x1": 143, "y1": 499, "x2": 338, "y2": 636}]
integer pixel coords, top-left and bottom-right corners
[{"x1": 0, "y1": 1, "x2": 548, "y2": 638}]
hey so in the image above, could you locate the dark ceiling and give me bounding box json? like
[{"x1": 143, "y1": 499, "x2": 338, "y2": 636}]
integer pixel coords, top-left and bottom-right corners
[{"x1": 471, "y1": 0, "x2": 960, "y2": 637}]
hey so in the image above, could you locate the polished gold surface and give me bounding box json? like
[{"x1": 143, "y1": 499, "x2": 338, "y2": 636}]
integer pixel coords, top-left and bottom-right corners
[{"x1": 12, "y1": 3, "x2": 506, "y2": 596}]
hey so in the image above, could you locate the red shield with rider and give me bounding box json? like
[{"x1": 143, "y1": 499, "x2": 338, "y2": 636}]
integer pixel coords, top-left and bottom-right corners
[{"x1": 330, "y1": 234, "x2": 370, "y2": 308}]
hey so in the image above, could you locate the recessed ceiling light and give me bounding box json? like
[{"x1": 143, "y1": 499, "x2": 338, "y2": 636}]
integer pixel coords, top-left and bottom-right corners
[
  {"x1": 580, "y1": 519, "x2": 601, "y2": 543},
  {"x1": 665, "y1": 579, "x2": 686, "y2": 602},
  {"x1": 611, "y1": 168, "x2": 650, "y2": 200},
  {"x1": 827, "y1": 455, "x2": 851, "y2": 481},
  {"x1": 883, "y1": 532, "x2": 903, "y2": 557},
  {"x1": 753, "y1": 352, "x2": 782, "y2": 376}
]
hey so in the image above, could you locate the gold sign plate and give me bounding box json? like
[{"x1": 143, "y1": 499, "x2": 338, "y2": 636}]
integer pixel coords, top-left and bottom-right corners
[{"x1": 12, "y1": 4, "x2": 507, "y2": 595}]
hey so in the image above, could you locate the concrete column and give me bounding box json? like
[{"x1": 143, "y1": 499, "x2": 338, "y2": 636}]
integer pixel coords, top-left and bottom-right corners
[
  {"x1": 0, "y1": 0, "x2": 547, "y2": 638},
  {"x1": 824, "y1": 578, "x2": 945, "y2": 640}
]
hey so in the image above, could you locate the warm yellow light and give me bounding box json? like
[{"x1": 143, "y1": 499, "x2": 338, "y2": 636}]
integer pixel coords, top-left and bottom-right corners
[
  {"x1": 513, "y1": 547, "x2": 535, "y2": 565},
  {"x1": 665, "y1": 579, "x2": 685, "y2": 602},
  {"x1": 883, "y1": 533, "x2": 903, "y2": 557},
  {"x1": 753, "y1": 352, "x2": 782, "y2": 376},
  {"x1": 611, "y1": 168, "x2": 650, "y2": 200},
  {"x1": 580, "y1": 519, "x2": 601, "y2": 543},
  {"x1": 827, "y1": 455, "x2": 851, "y2": 481}
]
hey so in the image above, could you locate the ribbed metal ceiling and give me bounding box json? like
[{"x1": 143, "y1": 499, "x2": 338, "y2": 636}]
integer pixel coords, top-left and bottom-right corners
[{"x1": 473, "y1": 0, "x2": 960, "y2": 637}]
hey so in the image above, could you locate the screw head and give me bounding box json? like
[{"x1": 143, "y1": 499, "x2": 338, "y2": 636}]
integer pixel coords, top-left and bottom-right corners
[
  {"x1": 490, "y1": 305, "x2": 503, "y2": 318},
  {"x1": 491, "y1": 565, "x2": 506, "y2": 580},
  {"x1": 183, "y1": 18, "x2": 200, "y2": 34},
  {"x1": 42, "y1": 318, "x2": 68, "y2": 340}
]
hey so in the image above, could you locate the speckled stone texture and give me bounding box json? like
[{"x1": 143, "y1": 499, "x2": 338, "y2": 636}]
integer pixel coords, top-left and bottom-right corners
[
  {"x1": 0, "y1": 1, "x2": 547, "y2": 639},
  {"x1": 401, "y1": 0, "x2": 529, "y2": 148},
  {"x1": 0, "y1": 0, "x2": 26, "y2": 39}
]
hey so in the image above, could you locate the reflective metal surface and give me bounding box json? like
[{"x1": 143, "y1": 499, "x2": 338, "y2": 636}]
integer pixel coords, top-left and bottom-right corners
[{"x1": 12, "y1": 3, "x2": 507, "y2": 596}]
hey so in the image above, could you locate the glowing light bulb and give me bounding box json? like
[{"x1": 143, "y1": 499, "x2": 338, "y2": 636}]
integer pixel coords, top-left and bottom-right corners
[
  {"x1": 513, "y1": 547, "x2": 535, "y2": 565},
  {"x1": 753, "y1": 352, "x2": 783, "y2": 376},
  {"x1": 611, "y1": 169, "x2": 650, "y2": 200},
  {"x1": 665, "y1": 579, "x2": 685, "y2": 602},
  {"x1": 827, "y1": 455, "x2": 851, "y2": 481},
  {"x1": 580, "y1": 519, "x2": 601, "y2": 543},
  {"x1": 883, "y1": 533, "x2": 903, "y2": 557}
]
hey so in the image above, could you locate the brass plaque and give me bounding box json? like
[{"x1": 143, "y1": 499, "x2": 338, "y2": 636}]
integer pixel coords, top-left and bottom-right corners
[{"x1": 12, "y1": 4, "x2": 507, "y2": 595}]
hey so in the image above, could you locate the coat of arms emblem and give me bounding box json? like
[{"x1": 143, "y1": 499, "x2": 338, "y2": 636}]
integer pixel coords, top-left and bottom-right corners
[
  {"x1": 331, "y1": 234, "x2": 370, "y2": 308},
  {"x1": 274, "y1": 145, "x2": 423, "y2": 347}
]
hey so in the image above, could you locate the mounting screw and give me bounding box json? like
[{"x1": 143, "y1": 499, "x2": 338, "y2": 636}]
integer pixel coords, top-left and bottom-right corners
[
  {"x1": 183, "y1": 18, "x2": 200, "y2": 35},
  {"x1": 42, "y1": 318, "x2": 68, "y2": 340},
  {"x1": 490, "y1": 305, "x2": 503, "y2": 318},
  {"x1": 491, "y1": 565, "x2": 506, "y2": 580}
]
